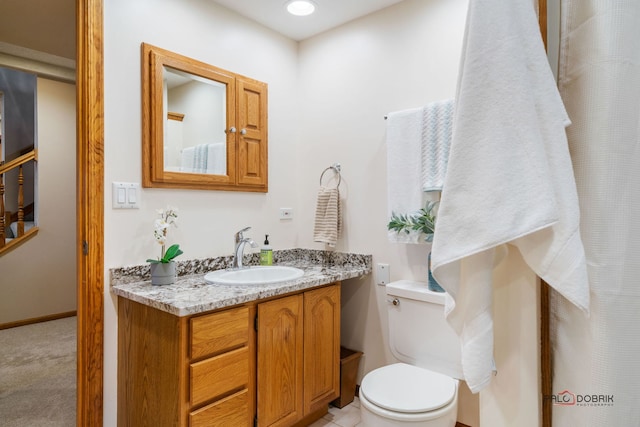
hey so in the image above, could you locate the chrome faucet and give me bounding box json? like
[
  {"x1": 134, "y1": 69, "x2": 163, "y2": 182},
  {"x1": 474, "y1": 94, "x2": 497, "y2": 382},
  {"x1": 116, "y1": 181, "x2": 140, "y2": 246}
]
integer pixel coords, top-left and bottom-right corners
[{"x1": 232, "y1": 227, "x2": 258, "y2": 269}]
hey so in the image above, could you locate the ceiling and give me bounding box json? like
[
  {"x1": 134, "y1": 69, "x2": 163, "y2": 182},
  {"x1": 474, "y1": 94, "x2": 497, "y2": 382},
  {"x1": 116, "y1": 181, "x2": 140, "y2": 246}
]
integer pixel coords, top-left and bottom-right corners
[
  {"x1": 0, "y1": 0, "x2": 405, "y2": 63},
  {"x1": 210, "y1": 0, "x2": 406, "y2": 41}
]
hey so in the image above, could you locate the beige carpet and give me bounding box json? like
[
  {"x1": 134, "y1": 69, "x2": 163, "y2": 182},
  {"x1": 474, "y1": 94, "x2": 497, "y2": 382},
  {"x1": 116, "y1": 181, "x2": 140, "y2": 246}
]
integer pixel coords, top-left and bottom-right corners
[{"x1": 0, "y1": 316, "x2": 76, "y2": 426}]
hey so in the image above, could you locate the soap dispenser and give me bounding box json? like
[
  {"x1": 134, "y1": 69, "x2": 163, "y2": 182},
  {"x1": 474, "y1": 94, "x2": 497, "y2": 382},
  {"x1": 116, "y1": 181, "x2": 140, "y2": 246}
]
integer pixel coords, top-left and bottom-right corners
[{"x1": 260, "y1": 235, "x2": 273, "y2": 266}]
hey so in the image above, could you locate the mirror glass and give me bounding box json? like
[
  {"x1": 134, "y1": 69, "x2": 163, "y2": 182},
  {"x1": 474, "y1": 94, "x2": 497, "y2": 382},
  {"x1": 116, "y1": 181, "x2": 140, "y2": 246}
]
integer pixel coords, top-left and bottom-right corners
[{"x1": 163, "y1": 66, "x2": 227, "y2": 175}]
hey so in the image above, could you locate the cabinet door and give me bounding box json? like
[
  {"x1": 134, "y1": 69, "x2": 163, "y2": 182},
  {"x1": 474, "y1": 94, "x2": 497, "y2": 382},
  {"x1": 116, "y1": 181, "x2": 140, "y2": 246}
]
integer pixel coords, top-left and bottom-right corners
[
  {"x1": 237, "y1": 77, "x2": 267, "y2": 190},
  {"x1": 257, "y1": 294, "x2": 303, "y2": 427},
  {"x1": 303, "y1": 285, "x2": 341, "y2": 415}
]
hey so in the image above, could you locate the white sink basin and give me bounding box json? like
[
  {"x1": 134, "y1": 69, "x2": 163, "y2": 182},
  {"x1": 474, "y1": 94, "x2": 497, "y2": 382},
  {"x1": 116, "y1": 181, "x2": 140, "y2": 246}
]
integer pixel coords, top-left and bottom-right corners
[{"x1": 204, "y1": 266, "x2": 305, "y2": 285}]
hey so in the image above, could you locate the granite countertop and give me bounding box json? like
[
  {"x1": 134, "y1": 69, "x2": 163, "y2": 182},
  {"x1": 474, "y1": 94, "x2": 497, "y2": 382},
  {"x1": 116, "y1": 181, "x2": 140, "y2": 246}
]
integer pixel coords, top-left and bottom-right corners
[{"x1": 110, "y1": 249, "x2": 372, "y2": 317}]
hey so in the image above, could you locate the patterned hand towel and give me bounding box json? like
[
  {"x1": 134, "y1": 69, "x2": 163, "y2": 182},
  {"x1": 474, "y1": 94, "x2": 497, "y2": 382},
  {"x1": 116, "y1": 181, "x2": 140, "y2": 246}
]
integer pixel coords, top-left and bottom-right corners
[
  {"x1": 422, "y1": 99, "x2": 454, "y2": 192},
  {"x1": 313, "y1": 187, "x2": 341, "y2": 247}
]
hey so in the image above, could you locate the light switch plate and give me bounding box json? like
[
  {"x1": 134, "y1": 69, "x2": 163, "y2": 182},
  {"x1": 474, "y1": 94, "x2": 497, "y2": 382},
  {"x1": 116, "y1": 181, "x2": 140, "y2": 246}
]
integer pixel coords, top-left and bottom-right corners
[{"x1": 112, "y1": 182, "x2": 140, "y2": 209}]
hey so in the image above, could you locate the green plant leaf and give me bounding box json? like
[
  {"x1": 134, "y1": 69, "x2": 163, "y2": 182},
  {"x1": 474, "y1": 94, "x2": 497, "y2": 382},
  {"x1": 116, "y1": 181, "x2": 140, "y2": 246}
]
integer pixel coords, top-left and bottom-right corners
[
  {"x1": 146, "y1": 258, "x2": 161, "y2": 264},
  {"x1": 387, "y1": 201, "x2": 438, "y2": 241},
  {"x1": 161, "y1": 244, "x2": 183, "y2": 263}
]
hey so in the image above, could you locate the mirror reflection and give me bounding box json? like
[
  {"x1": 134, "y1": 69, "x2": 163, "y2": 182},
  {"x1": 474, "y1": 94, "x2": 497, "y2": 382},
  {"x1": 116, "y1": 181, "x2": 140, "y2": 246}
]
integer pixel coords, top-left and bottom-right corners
[
  {"x1": 0, "y1": 66, "x2": 38, "y2": 251},
  {"x1": 163, "y1": 67, "x2": 227, "y2": 175}
]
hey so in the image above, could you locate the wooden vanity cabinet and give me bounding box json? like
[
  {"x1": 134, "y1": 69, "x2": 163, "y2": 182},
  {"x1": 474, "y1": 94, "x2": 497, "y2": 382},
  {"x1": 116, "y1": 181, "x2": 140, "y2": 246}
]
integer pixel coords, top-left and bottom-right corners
[
  {"x1": 117, "y1": 299, "x2": 255, "y2": 427},
  {"x1": 117, "y1": 282, "x2": 339, "y2": 427},
  {"x1": 256, "y1": 284, "x2": 341, "y2": 427},
  {"x1": 188, "y1": 306, "x2": 255, "y2": 426}
]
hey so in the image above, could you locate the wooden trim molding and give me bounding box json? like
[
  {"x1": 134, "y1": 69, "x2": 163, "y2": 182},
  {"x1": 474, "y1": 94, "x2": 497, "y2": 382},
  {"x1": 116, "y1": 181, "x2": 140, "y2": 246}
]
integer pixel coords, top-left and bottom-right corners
[
  {"x1": 541, "y1": 280, "x2": 552, "y2": 427},
  {"x1": 167, "y1": 111, "x2": 185, "y2": 121},
  {"x1": 538, "y1": 1, "x2": 552, "y2": 427},
  {"x1": 0, "y1": 310, "x2": 77, "y2": 330},
  {"x1": 76, "y1": 0, "x2": 104, "y2": 425},
  {"x1": 539, "y1": 0, "x2": 548, "y2": 49},
  {"x1": 0, "y1": 226, "x2": 39, "y2": 256}
]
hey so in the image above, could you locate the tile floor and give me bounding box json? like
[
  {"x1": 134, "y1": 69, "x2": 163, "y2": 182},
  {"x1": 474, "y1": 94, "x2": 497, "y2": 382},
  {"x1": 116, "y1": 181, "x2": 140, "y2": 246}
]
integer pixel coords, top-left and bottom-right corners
[{"x1": 310, "y1": 397, "x2": 361, "y2": 427}]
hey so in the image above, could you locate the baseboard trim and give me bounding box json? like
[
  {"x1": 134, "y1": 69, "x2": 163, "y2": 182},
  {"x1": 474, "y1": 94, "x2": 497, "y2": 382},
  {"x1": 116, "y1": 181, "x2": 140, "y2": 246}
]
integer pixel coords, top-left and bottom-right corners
[{"x1": 0, "y1": 310, "x2": 77, "y2": 330}]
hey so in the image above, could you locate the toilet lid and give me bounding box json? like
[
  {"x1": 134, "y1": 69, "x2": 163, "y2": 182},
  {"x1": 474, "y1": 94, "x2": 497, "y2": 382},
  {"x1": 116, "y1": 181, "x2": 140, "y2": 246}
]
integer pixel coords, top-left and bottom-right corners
[{"x1": 361, "y1": 363, "x2": 456, "y2": 413}]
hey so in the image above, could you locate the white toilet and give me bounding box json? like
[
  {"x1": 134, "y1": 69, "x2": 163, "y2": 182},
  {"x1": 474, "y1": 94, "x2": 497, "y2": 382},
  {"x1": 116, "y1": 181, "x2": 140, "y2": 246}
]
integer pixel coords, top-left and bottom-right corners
[{"x1": 359, "y1": 280, "x2": 463, "y2": 427}]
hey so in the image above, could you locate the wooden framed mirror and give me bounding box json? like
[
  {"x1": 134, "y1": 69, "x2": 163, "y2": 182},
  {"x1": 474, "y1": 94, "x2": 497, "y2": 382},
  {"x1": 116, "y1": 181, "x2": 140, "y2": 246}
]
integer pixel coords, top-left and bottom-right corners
[{"x1": 141, "y1": 43, "x2": 268, "y2": 192}]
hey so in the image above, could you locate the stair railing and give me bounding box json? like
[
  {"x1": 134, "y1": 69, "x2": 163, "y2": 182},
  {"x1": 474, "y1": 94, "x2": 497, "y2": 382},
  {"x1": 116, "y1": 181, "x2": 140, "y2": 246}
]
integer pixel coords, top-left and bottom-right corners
[{"x1": 0, "y1": 149, "x2": 38, "y2": 254}]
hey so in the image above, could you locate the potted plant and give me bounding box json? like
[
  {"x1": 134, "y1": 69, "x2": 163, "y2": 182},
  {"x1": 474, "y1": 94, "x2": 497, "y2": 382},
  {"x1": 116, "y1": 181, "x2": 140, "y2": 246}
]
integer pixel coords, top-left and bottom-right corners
[
  {"x1": 387, "y1": 201, "x2": 444, "y2": 292},
  {"x1": 147, "y1": 206, "x2": 183, "y2": 285}
]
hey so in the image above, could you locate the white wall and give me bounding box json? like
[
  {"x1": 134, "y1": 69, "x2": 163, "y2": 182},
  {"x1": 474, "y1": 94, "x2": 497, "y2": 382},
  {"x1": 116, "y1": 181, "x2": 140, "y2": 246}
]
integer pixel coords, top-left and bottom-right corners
[
  {"x1": 0, "y1": 77, "x2": 76, "y2": 324},
  {"x1": 103, "y1": 0, "x2": 299, "y2": 422},
  {"x1": 297, "y1": 0, "x2": 468, "y2": 365},
  {"x1": 104, "y1": 1, "x2": 541, "y2": 426},
  {"x1": 295, "y1": 0, "x2": 481, "y2": 423}
]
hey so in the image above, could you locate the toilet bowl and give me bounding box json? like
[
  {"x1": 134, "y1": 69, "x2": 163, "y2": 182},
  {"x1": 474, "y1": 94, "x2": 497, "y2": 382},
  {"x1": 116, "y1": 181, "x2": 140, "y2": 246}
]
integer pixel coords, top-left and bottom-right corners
[{"x1": 359, "y1": 281, "x2": 462, "y2": 427}]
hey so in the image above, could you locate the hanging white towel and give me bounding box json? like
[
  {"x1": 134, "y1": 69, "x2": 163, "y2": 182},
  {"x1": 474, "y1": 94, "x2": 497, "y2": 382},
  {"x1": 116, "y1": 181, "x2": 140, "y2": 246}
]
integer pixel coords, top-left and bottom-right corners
[
  {"x1": 431, "y1": 0, "x2": 590, "y2": 393},
  {"x1": 206, "y1": 143, "x2": 226, "y2": 175},
  {"x1": 313, "y1": 186, "x2": 342, "y2": 247},
  {"x1": 193, "y1": 144, "x2": 208, "y2": 173},
  {"x1": 422, "y1": 99, "x2": 454, "y2": 192},
  {"x1": 386, "y1": 108, "x2": 425, "y2": 243},
  {"x1": 181, "y1": 146, "x2": 195, "y2": 173}
]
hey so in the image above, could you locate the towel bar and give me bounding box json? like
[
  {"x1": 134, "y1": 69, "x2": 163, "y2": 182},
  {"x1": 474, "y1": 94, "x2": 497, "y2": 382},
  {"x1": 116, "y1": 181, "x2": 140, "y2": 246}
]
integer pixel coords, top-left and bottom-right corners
[{"x1": 320, "y1": 163, "x2": 342, "y2": 187}]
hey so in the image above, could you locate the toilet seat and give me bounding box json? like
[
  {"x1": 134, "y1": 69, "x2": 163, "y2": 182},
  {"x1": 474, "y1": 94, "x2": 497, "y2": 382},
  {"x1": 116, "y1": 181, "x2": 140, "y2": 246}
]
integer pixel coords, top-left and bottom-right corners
[{"x1": 360, "y1": 363, "x2": 457, "y2": 414}]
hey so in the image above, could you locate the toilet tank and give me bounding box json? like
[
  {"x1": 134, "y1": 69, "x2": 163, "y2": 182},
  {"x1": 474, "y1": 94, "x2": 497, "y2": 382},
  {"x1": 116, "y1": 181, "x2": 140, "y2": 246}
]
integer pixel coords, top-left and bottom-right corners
[{"x1": 386, "y1": 280, "x2": 463, "y2": 380}]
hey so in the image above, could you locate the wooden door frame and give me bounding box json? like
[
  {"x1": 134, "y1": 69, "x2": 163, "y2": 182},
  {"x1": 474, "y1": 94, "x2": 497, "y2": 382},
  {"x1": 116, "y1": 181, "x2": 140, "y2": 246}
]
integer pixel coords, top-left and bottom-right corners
[
  {"x1": 76, "y1": 0, "x2": 104, "y2": 425},
  {"x1": 537, "y1": 1, "x2": 553, "y2": 427}
]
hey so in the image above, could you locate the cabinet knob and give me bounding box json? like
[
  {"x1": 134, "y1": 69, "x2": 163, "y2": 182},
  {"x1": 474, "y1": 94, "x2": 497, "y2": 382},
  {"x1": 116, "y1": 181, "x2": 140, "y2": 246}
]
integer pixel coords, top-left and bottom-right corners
[
  {"x1": 240, "y1": 128, "x2": 247, "y2": 135},
  {"x1": 389, "y1": 298, "x2": 400, "y2": 306},
  {"x1": 229, "y1": 127, "x2": 237, "y2": 133}
]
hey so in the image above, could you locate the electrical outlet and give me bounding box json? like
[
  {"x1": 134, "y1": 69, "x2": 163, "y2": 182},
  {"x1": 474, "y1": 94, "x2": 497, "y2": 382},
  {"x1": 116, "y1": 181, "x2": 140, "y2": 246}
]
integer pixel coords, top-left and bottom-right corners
[
  {"x1": 376, "y1": 263, "x2": 390, "y2": 285},
  {"x1": 280, "y1": 208, "x2": 293, "y2": 220}
]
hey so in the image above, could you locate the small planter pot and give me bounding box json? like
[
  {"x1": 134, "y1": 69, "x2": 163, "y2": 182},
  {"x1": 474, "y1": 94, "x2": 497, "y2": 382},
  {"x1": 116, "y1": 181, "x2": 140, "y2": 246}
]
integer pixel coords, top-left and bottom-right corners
[{"x1": 149, "y1": 261, "x2": 177, "y2": 286}]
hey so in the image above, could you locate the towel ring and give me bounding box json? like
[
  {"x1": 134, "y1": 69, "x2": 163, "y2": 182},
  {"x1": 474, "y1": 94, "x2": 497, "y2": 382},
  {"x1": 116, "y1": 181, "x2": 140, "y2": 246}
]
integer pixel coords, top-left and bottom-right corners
[{"x1": 320, "y1": 163, "x2": 342, "y2": 187}]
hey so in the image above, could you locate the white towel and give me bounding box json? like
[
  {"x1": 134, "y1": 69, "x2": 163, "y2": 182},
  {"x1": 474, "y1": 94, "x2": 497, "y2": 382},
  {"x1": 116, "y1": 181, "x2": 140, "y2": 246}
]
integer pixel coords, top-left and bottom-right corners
[
  {"x1": 386, "y1": 108, "x2": 425, "y2": 243},
  {"x1": 431, "y1": 0, "x2": 590, "y2": 393},
  {"x1": 422, "y1": 99, "x2": 454, "y2": 192},
  {"x1": 193, "y1": 144, "x2": 208, "y2": 173},
  {"x1": 206, "y1": 143, "x2": 226, "y2": 175},
  {"x1": 181, "y1": 146, "x2": 195, "y2": 173},
  {"x1": 313, "y1": 186, "x2": 341, "y2": 247}
]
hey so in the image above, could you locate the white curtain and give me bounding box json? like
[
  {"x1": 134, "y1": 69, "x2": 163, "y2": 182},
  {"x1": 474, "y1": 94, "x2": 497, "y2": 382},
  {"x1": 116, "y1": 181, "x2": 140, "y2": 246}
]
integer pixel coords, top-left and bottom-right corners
[{"x1": 553, "y1": 0, "x2": 640, "y2": 425}]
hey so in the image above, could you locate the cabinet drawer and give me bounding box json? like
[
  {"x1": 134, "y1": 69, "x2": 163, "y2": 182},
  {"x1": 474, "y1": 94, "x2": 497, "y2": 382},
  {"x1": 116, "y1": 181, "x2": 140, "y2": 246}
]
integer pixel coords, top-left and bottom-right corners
[
  {"x1": 191, "y1": 346, "x2": 249, "y2": 407},
  {"x1": 191, "y1": 306, "x2": 249, "y2": 359},
  {"x1": 190, "y1": 388, "x2": 250, "y2": 427}
]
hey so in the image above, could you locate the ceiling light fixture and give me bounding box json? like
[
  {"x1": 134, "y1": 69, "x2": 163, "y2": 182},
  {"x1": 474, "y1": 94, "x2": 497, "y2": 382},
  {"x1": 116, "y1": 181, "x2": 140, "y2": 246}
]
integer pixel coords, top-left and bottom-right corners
[{"x1": 286, "y1": 0, "x2": 316, "y2": 16}]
